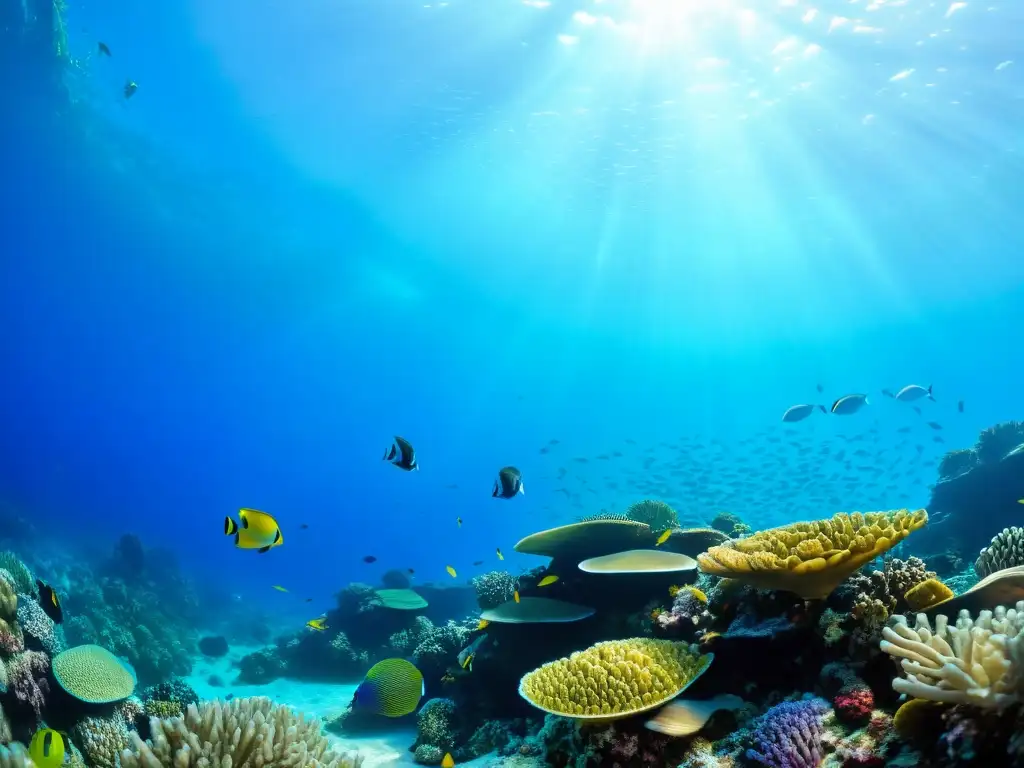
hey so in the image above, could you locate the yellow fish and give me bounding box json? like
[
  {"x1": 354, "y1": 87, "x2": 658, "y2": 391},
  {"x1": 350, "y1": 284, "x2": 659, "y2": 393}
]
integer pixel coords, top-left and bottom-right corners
[
  {"x1": 446, "y1": 565, "x2": 457, "y2": 578},
  {"x1": 306, "y1": 617, "x2": 328, "y2": 631},
  {"x1": 655, "y1": 529, "x2": 672, "y2": 546},
  {"x1": 442, "y1": 753, "x2": 455, "y2": 768},
  {"x1": 29, "y1": 729, "x2": 65, "y2": 768},
  {"x1": 513, "y1": 590, "x2": 520, "y2": 603},
  {"x1": 476, "y1": 619, "x2": 490, "y2": 630},
  {"x1": 1019, "y1": 499, "x2": 1024, "y2": 504},
  {"x1": 537, "y1": 575, "x2": 559, "y2": 587},
  {"x1": 496, "y1": 548, "x2": 504, "y2": 560},
  {"x1": 225, "y1": 508, "x2": 283, "y2": 553},
  {"x1": 272, "y1": 585, "x2": 288, "y2": 592}
]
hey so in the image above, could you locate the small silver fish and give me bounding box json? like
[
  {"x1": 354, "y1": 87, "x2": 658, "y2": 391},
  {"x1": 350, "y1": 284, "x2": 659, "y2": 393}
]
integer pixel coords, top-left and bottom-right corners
[
  {"x1": 830, "y1": 394, "x2": 869, "y2": 415},
  {"x1": 894, "y1": 384, "x2": 933, "y2": 402},
  {"x1": 782, "y1": 404, "x2": 826, "y2": 423}
]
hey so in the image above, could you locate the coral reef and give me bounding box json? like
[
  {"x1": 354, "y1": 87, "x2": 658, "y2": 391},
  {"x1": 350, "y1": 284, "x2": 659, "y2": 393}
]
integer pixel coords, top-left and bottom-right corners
[
  {"x1": 655, "y1": 585, "x2": 713, "y2": 641},
  {"x1": 976, "y1": 526, "x2": 1024, "y2": 578},
  {"x1": 745, "y1": 697, "x2": 829, "y2": 768},
  {"x1": 623, "y1": 499, "x2": 680, "y2": 530},
  {"x1": 53, "y1": 644, "x2": 137, "y2": 703},
  {"x1": 471, "y1": 571, "x2": 517, "y2": 611},
  {"x1": 710, "y1": 511, "x2": 751, "y2": 538}
]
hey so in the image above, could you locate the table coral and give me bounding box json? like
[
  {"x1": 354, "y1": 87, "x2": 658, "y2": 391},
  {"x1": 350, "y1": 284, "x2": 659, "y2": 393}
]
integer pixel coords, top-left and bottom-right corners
[
  {"x1": 880, "y1": 602, "x2": 1024, "y2": 707},
  {"x1": 745, "y1": 697, "x2": 830, "y2": 768},
  {"x1": 697, "y1": 510, "x2": 929, "y2": 600}
]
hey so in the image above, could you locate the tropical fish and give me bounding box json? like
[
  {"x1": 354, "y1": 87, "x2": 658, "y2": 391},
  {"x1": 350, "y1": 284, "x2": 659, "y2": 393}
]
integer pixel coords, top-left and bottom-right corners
[
  {"x1": 1018, "y1": 500, "x2": 1024, "y2": 504},
  {"x1": 830, "y1": 394, "x2": 869, "y2": 415},
  {"x1": 441, "y1": 754, "x2": 455, "y2": 768},
  {"x1": 300, "y1": 523, "x2": 309, "y2": 529},
  {"x1": 383, "y1": 436, "x2": 419, "y2": 471},
  {"x1": 958, "y1": 400, "x2": 965, "y2": 413},
  {"x1": 458, "y1": 634, "x2": 488, "y2": 671},
  {"x1": 224, "y1": 509, "x2": 283, "y2": 553},
  {"x1": 926, "y1": 422, "x2": 943, "y2": 430},
  {"x1": 513, "y1": 590, "x2": 520, "y2": 603},
  {"x1": 492, "y1": 466, "x2": 525, "y2": 499},
  {"x1": 363, "y1": 555, "x2": 378, "y2": 563},
  {"x1": 894, "y1": 384, "x2": 933, "y2": 402},
  {"x1": 446, "y1": 565, "x2": 457, "y2": 578},
  {"x1": 353, "y1": 658, "x2": 425, "y2": 717},
  {"x1": 123, "y1": 80, "x2": 137, "y2": 98},
  {"x1": 476, "y1": 619, "x2": 490, "y2": 630},
  {"x1": 272, "y1": 585, "x2": 288, "y2": 593},
  {"x1": 306, "y1": 617, "x2": 328, "y2": 631},
  {"x1": 29, "y1": 729, "x2": 65, "y2": 768},
  {"x1": 655, "y1": 529, "x2": 672, "y2": 547},
  {"x1": 97, "y1": 42, "x2": 111, "y2": 56},
  {"x1": 35, "y1": 580, "x2": 62, "y2": 624},
  {"x1": 496, "y1": 548, "x2": 504, "y2": 560},
  {"x1": 472, "y1": 560, "x2": 483, "y2": 566},
  {"x1": 537, "y1": 575, "x2": 559, "y2": 587},
  {"x1": 456, "y1": 517, "x2": 462, "y2": 527},
  {"x1": 407, "y1": 568, "x2": 415, "y2": 574},
  {"x1": 782, "y1": 404, "x2": 826, "y2": 423}
]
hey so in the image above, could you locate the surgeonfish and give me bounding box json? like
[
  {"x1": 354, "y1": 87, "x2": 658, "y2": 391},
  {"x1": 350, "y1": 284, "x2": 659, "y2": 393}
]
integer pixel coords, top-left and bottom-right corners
[
  {"x1": 29, "y1": 729, "x2": 66, "y2": 768},
  {"x1": 353, "y1": 658, "x2": 425, "y2": 717},
  {"x1": 383, "y1": 436, "x2": 419, "y2": 471},
  {"x1": 655, "y1": 529, "x2": 672, "y2": 547},
  {"x1": 457, "y1": 634, "x2": 488, "y2": 671},
  {"x1": 446, "y1": 565, "x2": 457, "y2": 578},
  {"x1": 441, "y1": 754, "x2": 455, "y2": 768},
  {"x1": 781, "y1": 404, "x2": 827, "y2": 423},
  {"x1": 496, "y1": 548, "x2": 504, "y2": 560},
  {"x1": 894, "y1": 384, "x2": 934, "y2": 402},
  {"x1": 307, "y1": 617, "x2": 328, "y2": 631},
  {"x1": 124, "y1": 80, "x2": 138, "y2": 99},
  {"x1": 224, "y1": 508, "x2": 283, "y2": 553},
  {"x1": 830, "y1": 394, "x2": 869, "y2": 415},
  {"x1": 97, "y1": 42, "x2": 111, "y2": 56},
  {"x1": 492, "y1": 466, "x2": 525, "y2": 499},
  {"x1": 537, "y1": 575, "x2": 559, "y2": 587},
  {"x1": 35, "y1": 580, "x2": 63, "y2": 624}
]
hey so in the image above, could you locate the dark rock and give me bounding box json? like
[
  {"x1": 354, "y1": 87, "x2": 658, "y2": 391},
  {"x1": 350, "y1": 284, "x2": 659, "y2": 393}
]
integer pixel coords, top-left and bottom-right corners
[{"x1": 199, "y1": 635, "x2": 229, "y2": 657}]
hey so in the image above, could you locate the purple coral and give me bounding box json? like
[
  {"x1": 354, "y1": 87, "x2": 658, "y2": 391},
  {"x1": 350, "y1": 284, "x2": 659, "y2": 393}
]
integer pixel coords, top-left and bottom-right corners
[{"x1": 746, "y1": 697, "x2": 829, "y2": 768}]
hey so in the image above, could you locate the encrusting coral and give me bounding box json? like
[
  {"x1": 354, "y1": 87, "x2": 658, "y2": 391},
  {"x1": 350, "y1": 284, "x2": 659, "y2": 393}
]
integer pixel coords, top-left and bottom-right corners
[
  {"x1": 880, "y1": 602, "x2": 1024, "y2": 708},
  {"x1": 119, "y1": 696, "x2": 363, "y2": 768},
  {"x1": 518, "y1": 638, "x2": 711, "y2": 719},
  {"x1": 976, "y1": 527, "x2": 1024, "y2": 578},
  {"x1": 697, "y1": 509, "x2": 929, "y2": 600}
]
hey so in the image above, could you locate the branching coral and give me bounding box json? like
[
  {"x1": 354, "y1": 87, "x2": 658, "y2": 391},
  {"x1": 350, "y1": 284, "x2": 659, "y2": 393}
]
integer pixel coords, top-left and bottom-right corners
[
  {"x1": 72, "y1": 713, "x2": 132, "y2": 768},
  {"x1": 470, "y1": 571, "x2": 516, "y2": 611},
  {"x1": 846, "y1": 556, "x2": 936, "y2": 634},
  {"x1": 710, "y1": 511, "x2": 751, "y2": 538},
  {"x1": 119, "y1": 697, "x2": 363, "y2": 768},
  {"x1": 976, "y1": 527, "x2": 1024, "y2": 578},
  {"x1": 745, "y1": 698, "x2": 829, "y2": 768},
  {"x1": 16, "y1": 595, "x2": 66, "y2": 656},
  {"x1": 880, "y1": 602, "x2": 1024, "y2": 708},
  {"x1": 416, "y1": 698, "x2": 458, "y2": 752},
  {"x1": 518, "y1": 638, "x2": 711, "y2": 719},
  {"x1": 697, "y1": 510, "x2": 929, "y2": 599}
]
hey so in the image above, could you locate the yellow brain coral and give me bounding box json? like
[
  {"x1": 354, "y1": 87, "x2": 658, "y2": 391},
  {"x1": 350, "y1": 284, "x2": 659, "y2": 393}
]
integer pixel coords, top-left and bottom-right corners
[
  {"x1": 696, "y1": 509, "x2": 929, "y2": 599},
  {"x1": 518, "y1": 638, "x2": 712, "y2": 721}
]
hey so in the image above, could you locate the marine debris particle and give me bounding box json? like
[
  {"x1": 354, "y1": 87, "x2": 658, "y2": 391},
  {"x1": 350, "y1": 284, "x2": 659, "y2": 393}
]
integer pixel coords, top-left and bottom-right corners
[
  {"x1": 479, "y1": 596, "x2": 595, "y2": 624},
  {"x1": 577, "y1": 549, "x2": 698, "y2": 574}
]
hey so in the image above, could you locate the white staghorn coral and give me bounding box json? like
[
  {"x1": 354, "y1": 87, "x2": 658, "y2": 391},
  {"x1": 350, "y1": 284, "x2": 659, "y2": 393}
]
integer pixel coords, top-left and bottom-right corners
[{"x1": 879, "y1": 601, "x2": 1024, "y2": 708}]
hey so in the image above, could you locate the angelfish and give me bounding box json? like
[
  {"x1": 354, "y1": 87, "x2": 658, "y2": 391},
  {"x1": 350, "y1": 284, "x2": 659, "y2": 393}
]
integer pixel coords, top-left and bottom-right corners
[
  {"x1": 383, "y1": 436, "x2": 419, "y2": 471},
  {"x1": 492, "y1": 466, "x2": 525, "y2": 498}
]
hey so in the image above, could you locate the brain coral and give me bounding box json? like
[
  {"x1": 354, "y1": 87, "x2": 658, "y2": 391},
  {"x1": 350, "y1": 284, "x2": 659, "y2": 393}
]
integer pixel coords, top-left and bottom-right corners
[
  {"x1": 975, "y1": 527, "x2": 1024, "y2": 578},
  {"x1": 697, "y1": 509, "x2": 929, "y2": 599},
  {"x1": 53, "y1": 644, "x2": 137, "y2": 703},
  {"x1": 119, "y1": 697, "x2": 363, "y2": 768},
  {"x1": 518, "y1": 638, "x2": 711, "y2": 720}
]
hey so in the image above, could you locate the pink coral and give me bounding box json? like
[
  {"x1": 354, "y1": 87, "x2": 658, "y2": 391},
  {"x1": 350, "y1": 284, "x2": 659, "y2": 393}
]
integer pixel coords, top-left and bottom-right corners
[
  {"x1": 5, "y1": 650, "x2": 50, "y2": 724},
  {"x1": 0, "y1": 620, "x2": 23, "y2": 655},
  {"x1": 833, "y1": 686, "x2": 874, "y2": 725}
]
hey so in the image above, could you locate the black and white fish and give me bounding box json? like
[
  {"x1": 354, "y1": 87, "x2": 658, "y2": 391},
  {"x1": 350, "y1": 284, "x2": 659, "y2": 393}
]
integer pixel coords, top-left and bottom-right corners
[
  {"x1": 383, "y1": 436, "x2": 418, "y2": 471},
  {"x1": 492, "y1": 466, "x2": 525, "y2": 498},
  {"x1": 830, "y1": 394, "x2": 869, "y2": 415},
  {"x1": 782, "y1": 404, "x2": 827, "y2": 423},
  {"x1": 894, "y1": 384, "x2": 933, "y2": 402}
]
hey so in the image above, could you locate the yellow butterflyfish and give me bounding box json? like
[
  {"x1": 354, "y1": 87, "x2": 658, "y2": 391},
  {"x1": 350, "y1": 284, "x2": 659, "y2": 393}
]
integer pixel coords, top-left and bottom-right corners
[
  {"x1": 441, "y1": 753, "x2": 455, "y2": 768},
  {"x1": 537, "y1": 575, "x2": 559, "y2": 587},
  {"x1": 446, "y1": 565, "x2": 457, "y2": 578}
]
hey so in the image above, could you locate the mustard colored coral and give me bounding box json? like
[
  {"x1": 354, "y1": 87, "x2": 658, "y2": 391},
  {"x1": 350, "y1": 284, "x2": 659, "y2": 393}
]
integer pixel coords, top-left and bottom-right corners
[
  {"x1": 696, "y1": 509, "x2": 929, "y2": 599},
  {"x1": 518, "y1": 638, "x2": 712, "y2": 720},
  {"x1": 903, "y1": 578, "x2": 954, "y2": 612}
]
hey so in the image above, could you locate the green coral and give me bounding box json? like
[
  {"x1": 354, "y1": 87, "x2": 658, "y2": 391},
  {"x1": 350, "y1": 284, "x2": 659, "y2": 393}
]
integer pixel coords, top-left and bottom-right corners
[
  {"x1": 53, "y1": 644, "x2": 137, "y2": 703},
  {"x1": 0, "y1": 555, "x2": 34, "y2": 595},
  {"x1": 624, "y1": 500, "x2": 680, "y2": 531},
  {"x1": 0, "y1": 573, "x2": 16, "y2": 621},
  {"x1": 519, "y1": 638, "x2": 711, "y2": 718},
  {"x1": 145, "y1": 699, "x2": 182, "y2": 718}
]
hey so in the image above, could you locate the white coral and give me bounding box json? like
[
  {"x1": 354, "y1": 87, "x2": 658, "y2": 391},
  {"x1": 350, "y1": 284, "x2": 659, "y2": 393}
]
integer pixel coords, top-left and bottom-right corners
[{"x1": 879, "y1": 601, "x2": 1024, "y2": 708}]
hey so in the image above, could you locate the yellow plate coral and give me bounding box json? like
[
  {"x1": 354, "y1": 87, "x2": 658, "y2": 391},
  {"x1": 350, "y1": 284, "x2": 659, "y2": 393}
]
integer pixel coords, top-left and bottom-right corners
[
  {"x1": 696, "y1": 509, "x2": 929, "y2": 600},
  {"x1": 518, "y1": 638, "x2": 713, "y2": 722}
]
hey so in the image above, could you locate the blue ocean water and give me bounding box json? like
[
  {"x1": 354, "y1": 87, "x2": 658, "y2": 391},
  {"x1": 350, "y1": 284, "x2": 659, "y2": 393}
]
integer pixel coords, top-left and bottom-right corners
[{"x1": 1, "y1": 0, "x2": 1023, "y2": 626}]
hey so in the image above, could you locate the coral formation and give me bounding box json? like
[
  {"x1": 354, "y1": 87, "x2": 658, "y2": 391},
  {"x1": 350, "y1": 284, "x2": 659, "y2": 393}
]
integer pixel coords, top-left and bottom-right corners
[
  {"x1": 52, "y1": 644, "x2": 137, "y2": 703},
  {"x1": 903, "y1": 577, "x2": 953, "y2": 611},
  {"x1": 975, "y1": 420, "x2": 1024, "y2": 464},
  {"x1": 119, "y1": 697, "x2": 363, "y2": 768},
  {"x1": 4, "y1": 649, "x2": 50, "y2": 725},
  {"x1": 623, "y1": 499, "x2": 680, "y2": 531},
  {"x1": 697, "y1": 509, "x2": 929, "y2": 599},
  {"x1": 0, "y1": 555, "x2": 34, "y2": 595},
  {"x1": 518, "y1": 638, "x2": 711, "y2": 718},
  {"x1": 16, "y1": 595, "x2": 65, "y2": 656},
  {"x1": 471, "y1": 571, "x2": 517, "y2": 611},
  {"x1": 416, "y1": 697, "x2": 458, "y2": 752},
  {"x1": 655, "y1": 585, "x2": 713, "y2": 641},
  {"x1": 976, "y1": 526, "x2": 1024, "y2": 578},
  {"x1": 880, "y1": 602, "x2": 1024, "y2": 707},
  {"x1": 745, "y1": 697, "x2": 829, "y2": 768},
  {"x1": 514, "y1": 520, "x2": 650, "y2": 560},
  {"x1": 710, "y1": 511, "x2": 751, "y2": 538}
]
